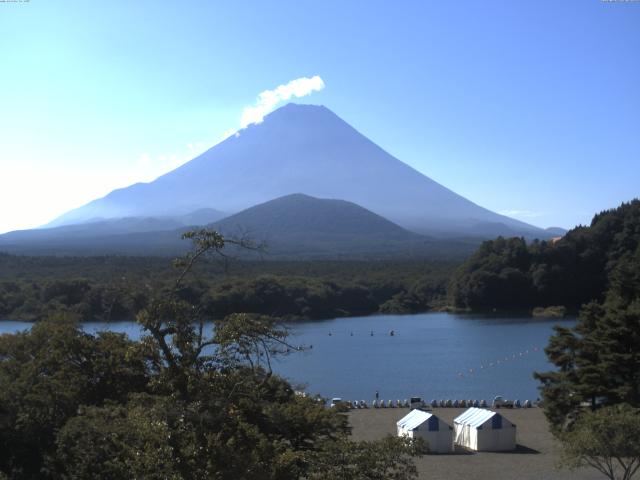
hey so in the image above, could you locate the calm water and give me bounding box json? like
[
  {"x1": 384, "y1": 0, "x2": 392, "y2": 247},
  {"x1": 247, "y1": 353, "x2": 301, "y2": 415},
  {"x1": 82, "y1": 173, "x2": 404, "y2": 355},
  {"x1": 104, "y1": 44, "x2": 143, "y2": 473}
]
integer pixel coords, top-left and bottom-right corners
[{"x1": 0, "y1": 313, "x2": 573, "y2": 402}]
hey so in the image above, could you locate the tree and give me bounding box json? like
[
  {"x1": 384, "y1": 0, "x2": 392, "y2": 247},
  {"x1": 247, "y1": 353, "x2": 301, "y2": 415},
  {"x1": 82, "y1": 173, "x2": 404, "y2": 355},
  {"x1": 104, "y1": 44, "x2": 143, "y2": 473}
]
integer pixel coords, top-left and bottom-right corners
[
  {"x1": 0, "y1": 229, "x2": 424, "y2": 479},
  {"x1": 560, "y1": 404, "x2": 640, "y2": 480},
  {"x1": 533, "y1": 325, "x2": 582, "y2": 430},
  {"x1": 450, "y1": 200, "x2": 640, "y2": 312},
  {"x1": 535, "y1": 245, "x2": 640, "y2": 431},
  {"x1": 130, "y1": 229, "x2": 422, "y2": 479},
  {"x1": 0, "y1": 313, "x2": 149, "y2": 479},
  {"x1": 307, "y1": 436, "x2": 424, "y2": 480},
  {"x1": 54, "y1": 400, "x2": 180, "y2": 480}
]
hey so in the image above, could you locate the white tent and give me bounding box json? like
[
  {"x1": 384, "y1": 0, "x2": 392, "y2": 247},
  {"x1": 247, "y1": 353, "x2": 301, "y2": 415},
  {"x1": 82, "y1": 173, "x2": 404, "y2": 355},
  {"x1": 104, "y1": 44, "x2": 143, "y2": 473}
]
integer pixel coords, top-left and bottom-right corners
[
  {"x1": 397, "y1": 409, "x2": 454, "y2": 453},
  {"x1": 453, "y1": 407, "x2": 516, "y2": 451}
]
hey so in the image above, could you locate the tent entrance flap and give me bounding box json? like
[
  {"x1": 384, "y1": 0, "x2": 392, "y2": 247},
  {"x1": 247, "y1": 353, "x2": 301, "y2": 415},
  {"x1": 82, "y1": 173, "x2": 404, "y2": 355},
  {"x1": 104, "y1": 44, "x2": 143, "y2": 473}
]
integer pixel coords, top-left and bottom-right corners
[
  {"x1": 428, "y1": 416, "x2": 439, "y2": 431},
  {"x1": 492, "y1": 415, "x2": 502, "y2": 429}
]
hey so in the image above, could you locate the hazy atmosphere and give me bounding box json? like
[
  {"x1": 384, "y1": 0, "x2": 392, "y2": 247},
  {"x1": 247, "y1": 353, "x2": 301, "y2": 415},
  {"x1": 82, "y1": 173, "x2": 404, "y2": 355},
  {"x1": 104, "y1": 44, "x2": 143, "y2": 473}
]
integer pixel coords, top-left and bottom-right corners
[
  {"x1": 1, "y1": 0, "x2": 639, "y2": 233},
  {"x1": 2, "y1": 2, "x2": 640, "y2": 480}
]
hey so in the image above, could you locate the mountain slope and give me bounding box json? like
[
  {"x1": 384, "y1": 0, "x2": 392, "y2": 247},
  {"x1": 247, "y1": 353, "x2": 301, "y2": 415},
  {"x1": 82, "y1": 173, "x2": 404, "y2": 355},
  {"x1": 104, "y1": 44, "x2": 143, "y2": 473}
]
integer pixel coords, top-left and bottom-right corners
[
  {"x1": 212, "y1": 193, "x2": 413, "y2": 238},
  {"x1": 0, "y1": 209, "x2": 226, "y2": 248},
  {"x1": 0, "y1": 194, "x2": 478, "y2": 259},
  {"x1": 209, "y1": 193, "x2": 430, "y2": 257},
  {"x1": 48, "y1": 103, "x2": 546, "y2": 238}
]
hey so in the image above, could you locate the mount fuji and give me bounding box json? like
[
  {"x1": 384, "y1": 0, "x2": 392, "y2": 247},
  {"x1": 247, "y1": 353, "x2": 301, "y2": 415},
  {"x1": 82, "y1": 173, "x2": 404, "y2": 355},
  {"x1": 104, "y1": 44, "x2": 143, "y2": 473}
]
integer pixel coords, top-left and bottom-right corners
[{"x1": 47, "y1": 103, "x2": 545, "y2": 238}]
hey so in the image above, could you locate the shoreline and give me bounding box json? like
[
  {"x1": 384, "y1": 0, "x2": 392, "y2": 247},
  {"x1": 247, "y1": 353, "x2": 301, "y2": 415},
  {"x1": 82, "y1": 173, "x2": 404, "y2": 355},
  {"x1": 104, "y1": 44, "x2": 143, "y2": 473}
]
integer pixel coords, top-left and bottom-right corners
[{"x1": 0, "y1": 306, "x2": 574, "y2": 325}]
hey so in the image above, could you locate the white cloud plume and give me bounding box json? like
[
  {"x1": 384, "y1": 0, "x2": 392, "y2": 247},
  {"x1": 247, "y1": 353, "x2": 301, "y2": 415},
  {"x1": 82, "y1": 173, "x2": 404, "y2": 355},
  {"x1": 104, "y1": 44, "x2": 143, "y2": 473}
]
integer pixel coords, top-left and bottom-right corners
[
  {"x1": 499, "y1": 209, "x2": 544, "y2": 218},
  {"x1": 239, "y1": 75, "x2": 325, "y2": 128}
]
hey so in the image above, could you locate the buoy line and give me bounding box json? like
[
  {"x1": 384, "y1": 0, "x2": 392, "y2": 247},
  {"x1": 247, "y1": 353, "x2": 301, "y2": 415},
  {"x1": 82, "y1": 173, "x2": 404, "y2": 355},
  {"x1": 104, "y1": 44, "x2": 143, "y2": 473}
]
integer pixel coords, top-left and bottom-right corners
[{"x1": 455, "y1": 346, "x2": 542, "y2": 379}]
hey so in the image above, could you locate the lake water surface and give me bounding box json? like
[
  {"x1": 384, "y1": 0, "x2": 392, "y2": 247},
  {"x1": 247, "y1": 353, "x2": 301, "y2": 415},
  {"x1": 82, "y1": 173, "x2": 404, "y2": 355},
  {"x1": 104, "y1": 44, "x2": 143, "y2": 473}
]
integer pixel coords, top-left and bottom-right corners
[{"x1": 0, "y1": 313, "x2": 573, "y2": 403}]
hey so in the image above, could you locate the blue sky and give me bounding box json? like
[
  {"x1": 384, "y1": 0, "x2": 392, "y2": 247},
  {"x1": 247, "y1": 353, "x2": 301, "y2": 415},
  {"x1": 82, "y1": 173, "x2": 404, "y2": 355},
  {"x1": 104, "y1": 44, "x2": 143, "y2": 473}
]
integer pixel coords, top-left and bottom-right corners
[{"x1": 0, "y1": 0, "x2": 638, "y2": 233}]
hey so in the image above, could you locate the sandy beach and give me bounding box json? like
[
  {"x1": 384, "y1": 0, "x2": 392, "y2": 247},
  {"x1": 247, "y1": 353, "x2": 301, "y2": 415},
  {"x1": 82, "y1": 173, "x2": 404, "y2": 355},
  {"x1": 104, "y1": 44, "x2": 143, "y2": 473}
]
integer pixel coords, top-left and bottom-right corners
[{"x1": 348, "y1": 407, "x2": 602, "y2": 480}]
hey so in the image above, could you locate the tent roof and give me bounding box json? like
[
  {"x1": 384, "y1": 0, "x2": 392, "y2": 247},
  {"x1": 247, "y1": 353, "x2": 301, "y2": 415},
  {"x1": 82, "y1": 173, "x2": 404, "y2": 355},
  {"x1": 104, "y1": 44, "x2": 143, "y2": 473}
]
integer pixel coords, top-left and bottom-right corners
[
  {"x1": 454, "y1": 408, "x2": 498, "y2": 428},
  {"x1": 397, "y1": 409, "x2": 433, "y2": 431}
]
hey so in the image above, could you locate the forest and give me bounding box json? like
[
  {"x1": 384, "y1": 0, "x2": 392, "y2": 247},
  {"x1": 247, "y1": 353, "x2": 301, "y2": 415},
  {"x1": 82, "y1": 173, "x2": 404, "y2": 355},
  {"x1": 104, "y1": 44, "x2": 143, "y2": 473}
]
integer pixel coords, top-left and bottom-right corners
[
  {"x1": 0, "y1": 254, "x2": 454, "y2": 322},
  {"x1": 1, "y1": 201, "x2": 639, "y2": 323},
  {"x1": 0, "y1": 231, "x2": 425, "y2": 479},
  {"x1": 532, "y1": 204, "x2": 640, "y2": 479},
  {"x1": 449, "y1": 200, "x2": 640, "y2": 312},
  {"x1": 2, "y1": 202, "x2": 640, "y2": 478}
]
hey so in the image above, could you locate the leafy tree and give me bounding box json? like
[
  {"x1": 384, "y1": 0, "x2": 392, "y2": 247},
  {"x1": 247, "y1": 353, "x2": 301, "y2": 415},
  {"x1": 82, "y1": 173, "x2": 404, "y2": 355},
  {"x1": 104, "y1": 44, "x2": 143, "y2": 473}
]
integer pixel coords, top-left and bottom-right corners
[
  {"x1": 129, "y1": 229, "x2": 422, "y2": 479},
  {"x1": 0, "y1": 314, "x2": 149, "y2": 479},
  {"x1": 307, "y1": 436, "x2": 424, "y2": 480},
  {"x1": 560, "y1": 404, "x2": 640, "y2": 480},
  {"x1": 450, "y1": 199, "x2": 640, "y2": 311},
  {"x1": 449, "y1": 237, "x2": 536, "y2": 310},
  {"x1": 0, "y1": 229, "x2": 424, "y2": 479},
  {"x1": 0, "y1": 254, "x2": 455, "y2": 323},
  {"x1": 54, "y1": 400, "x2": 180, "y2": 480}
]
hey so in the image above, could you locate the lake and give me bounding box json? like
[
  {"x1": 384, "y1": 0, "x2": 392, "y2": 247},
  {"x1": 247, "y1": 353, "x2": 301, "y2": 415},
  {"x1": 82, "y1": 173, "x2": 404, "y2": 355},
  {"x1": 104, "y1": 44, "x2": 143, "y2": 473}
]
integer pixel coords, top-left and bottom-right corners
[{"x1": 0, "y1": 312, "x2": 573, "y2": 403}]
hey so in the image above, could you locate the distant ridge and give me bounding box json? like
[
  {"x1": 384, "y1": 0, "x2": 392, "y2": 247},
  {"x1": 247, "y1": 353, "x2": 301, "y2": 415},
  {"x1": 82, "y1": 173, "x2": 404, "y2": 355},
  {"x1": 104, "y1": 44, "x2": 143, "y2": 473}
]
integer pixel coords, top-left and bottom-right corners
[
  {"x1": 46, "y1": 103, "x2": 550, "y2": 239},
  {"x1": 209, "y1": 193, "x2": 431, "y2": 258},
  {"x1": 0, "y1": 194, "x2": 478, "y2": 259},
  {"x1": 212, "y1": 193, "x2": 413, "y2": 238},
  {"x1": 0, "y1": 208, "x2": 225, "y2": 250}
]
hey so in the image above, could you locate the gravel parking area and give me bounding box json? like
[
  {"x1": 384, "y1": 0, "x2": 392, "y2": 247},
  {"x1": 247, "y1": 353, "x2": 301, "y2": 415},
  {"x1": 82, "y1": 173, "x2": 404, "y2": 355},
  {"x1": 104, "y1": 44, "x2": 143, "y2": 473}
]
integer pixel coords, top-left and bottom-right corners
[{"x1": 348, "y1": 407, "x2": 602, "y2": 480}]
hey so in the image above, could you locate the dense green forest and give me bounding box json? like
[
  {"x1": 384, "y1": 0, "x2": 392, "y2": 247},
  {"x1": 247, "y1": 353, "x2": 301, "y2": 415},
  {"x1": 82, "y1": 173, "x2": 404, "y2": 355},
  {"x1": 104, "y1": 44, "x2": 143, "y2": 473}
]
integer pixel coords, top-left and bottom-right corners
[
  {"x1": 3, "y1": 201, "x2": 640, "y2": 322},
  {"x1": 532, "y1": 204, "x2": 640, "y2": 479},
  {"x1": 450, "y1": 200, "x2": 640, "y2": 312},
  {"x1": 0, "y1": 254, "x2": 455, "y2": 322},
  {"x1": 535, "y1": 240, "x2": 640, "y2": 427},
  {"x1": 2, "y1": 203, "x2": 640, "y2": 478},
  {"x1": 0, "y1": 232, "x2": 423, "y2": 479}
]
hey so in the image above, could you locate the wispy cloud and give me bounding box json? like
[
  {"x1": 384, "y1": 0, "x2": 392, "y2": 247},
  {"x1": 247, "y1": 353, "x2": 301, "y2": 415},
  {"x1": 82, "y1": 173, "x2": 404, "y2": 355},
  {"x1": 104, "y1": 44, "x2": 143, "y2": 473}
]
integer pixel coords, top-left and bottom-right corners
[
  {"x1": 239, "y1": 75, "x2": 325, "y2": 128},
  {"x1": 499, "y1": 209, "x2": 544, "y2": 218}
]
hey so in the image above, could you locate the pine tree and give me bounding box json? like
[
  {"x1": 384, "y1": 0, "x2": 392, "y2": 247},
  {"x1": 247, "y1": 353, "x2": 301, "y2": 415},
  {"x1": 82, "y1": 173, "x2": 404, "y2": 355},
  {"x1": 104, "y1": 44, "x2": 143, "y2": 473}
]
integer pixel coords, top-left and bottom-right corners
[{"x1": 536, "y1": 244, "x2": 640, "y2": 431}]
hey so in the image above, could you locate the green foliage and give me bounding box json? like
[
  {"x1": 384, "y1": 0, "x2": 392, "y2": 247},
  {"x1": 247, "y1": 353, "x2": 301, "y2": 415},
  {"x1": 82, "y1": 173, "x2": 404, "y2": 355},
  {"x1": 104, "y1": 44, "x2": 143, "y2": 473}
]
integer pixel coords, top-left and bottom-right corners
[
  {"x1": 54, "y1": 400, "x2": 180, "y2": 480},
  {"x1": 450, "y1": 200, "x2": 640, "y2": 311},
  {"x1": 536, "y1": 237, "x2": 640, "y2": 432},
  {"x1": 308, "y1": 435, "x2": 424, "y2": 480},
  {"x1": 560, "y1": 404, "x2": 640, "y2": 480},
  {"x1": 0, "y1": 255, "x2": 455, "y2": 322},
  {"x1": 0, "y1": 231, "x2": 423, "y2": 479},
  {"x1": 0, "y1": 313, "x2": 149, "y2": 478}
]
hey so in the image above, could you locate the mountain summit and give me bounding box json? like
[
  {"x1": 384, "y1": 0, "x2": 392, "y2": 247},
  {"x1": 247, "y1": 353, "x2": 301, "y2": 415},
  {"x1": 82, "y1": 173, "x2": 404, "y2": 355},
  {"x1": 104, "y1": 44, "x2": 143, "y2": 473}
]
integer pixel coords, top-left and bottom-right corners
[
  {"x1": 212, "y1": 193, "x2": 414, "y2": 238},
  {"x1": 48, "y1": 103, "x2": 543, "y2": 237}
]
